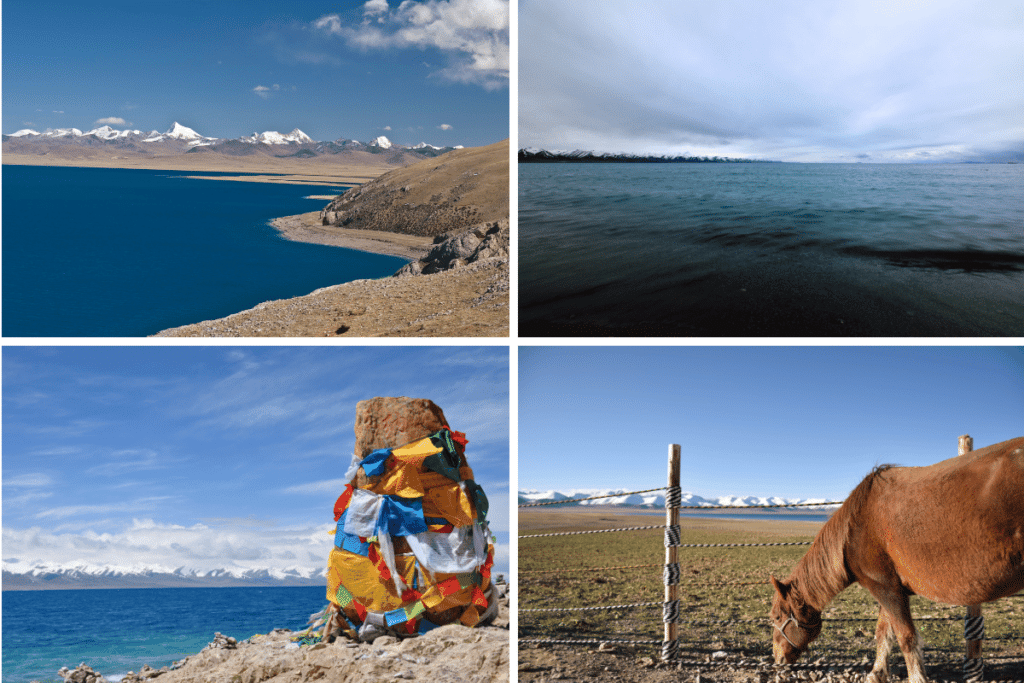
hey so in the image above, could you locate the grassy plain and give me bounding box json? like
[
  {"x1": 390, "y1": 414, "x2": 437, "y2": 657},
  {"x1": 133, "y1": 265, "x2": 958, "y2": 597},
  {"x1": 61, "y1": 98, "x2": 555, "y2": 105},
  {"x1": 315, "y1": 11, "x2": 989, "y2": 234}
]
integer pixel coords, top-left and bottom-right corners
[{"x1": 519, "y1": 507, "x2": 1024, "y2": 678}]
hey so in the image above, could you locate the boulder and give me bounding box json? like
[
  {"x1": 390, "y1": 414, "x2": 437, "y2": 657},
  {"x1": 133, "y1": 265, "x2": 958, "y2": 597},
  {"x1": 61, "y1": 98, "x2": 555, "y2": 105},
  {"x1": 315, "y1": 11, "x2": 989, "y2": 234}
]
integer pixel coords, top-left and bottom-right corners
[{"x1": 353, "y1": 397, "x2": 449, "y2": 458}]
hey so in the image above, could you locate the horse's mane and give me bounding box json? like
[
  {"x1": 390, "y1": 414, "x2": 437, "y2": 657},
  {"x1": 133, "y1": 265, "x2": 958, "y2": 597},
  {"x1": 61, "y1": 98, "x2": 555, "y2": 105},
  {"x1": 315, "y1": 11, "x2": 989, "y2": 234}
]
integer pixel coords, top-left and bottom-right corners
[{"x1": 793, "y1": 464, "x2": 895, "y2": 608}]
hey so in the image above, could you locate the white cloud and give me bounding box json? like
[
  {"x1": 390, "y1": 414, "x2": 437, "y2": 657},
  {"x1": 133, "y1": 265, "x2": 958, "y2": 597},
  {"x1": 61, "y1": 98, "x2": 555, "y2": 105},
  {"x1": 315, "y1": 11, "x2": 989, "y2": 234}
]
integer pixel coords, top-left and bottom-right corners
[
  {"x1": 94, "y1": 117, "x2": 127, "y2": 127},
  {"x1": 520, "y1": 0, "x2": 1024, "y2": 162},
  {"x1": 439, "y1": 123, "x2": 453, "y2": 130},
  {"x1": 313, "y1": 0, "x2": 509, "y2": 90},
  {"x1": 282, "y1": 478, "x2": 350, "y2": 495},
  {"x1": 253, "y1": 85, "x2": 271, "y2": 99},
  {"x1": 363, "y1": 0, "x2": 389, "y2": 16},
  {"x1": 1, "y1": 520, "x2": 336, "y2": 575},
  {"x1": 34, "y1": 496, "x2": 174, "y2": 520},
  {"x1": 4, "y1": 473, "x2": 53, "y2": 488}
]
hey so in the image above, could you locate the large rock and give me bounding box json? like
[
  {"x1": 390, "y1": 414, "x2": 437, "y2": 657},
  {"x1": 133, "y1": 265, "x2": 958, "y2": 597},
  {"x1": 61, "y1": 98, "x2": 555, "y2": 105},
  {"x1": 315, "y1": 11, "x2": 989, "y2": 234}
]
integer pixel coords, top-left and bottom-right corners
[
  {"x1": 394, "y1": 220, "x2": 509, "y2": 277},
  {"x1": 353, "y1": 397, "x2": 449, "y2": 458}
]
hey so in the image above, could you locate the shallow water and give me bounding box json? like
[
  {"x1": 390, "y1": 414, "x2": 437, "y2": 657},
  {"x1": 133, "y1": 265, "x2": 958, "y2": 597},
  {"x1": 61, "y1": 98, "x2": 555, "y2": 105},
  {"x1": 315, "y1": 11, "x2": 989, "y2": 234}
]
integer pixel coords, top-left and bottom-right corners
[
  {"x1": 1, "y1": 586, "x2": 325, "y2": 683},
  {"x1": 519, "y1": 162, "x2": 1024, "y2": 336},
  {"x1": 2, "y1": 166, "x2": 408, "y2": 337}
]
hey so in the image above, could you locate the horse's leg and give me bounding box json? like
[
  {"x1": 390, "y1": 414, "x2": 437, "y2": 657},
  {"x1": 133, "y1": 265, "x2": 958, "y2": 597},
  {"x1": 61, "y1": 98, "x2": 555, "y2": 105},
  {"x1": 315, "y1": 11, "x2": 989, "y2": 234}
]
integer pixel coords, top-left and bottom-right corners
[
  {"x1": 872, "y1": 590, "x2": 928, "y2": 683},
  {"x1": 865, "y1": 611, "x2": 894, "y2": 683}
]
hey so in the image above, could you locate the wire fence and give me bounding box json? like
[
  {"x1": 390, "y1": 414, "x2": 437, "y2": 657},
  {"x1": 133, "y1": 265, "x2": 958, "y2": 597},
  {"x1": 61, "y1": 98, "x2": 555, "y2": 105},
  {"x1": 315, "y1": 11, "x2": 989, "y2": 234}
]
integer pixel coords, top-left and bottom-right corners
[{"x1": 519, "y1": 443, "x2": 1024, "y2": 682}]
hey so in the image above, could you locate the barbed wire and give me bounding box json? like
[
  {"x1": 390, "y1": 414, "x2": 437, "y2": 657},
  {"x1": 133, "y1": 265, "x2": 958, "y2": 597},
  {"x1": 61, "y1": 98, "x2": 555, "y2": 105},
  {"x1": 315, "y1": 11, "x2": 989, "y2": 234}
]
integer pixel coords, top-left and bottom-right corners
[
  {"x1": 520, "y1": 525, "x2": 665, "y2": 538},
  {"x1": 521, "y1": 602, "x2": 660, "y2": 613}
]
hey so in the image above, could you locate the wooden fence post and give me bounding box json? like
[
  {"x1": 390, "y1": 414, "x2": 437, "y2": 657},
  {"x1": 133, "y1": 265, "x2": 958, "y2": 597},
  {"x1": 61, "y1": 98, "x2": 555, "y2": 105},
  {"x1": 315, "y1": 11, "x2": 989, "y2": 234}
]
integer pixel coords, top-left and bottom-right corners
[
  {"x1": 662, "y1": 444, "x2": 681, "y2": 662},
  {"x1": 959, "y1": 434, "x2": 984, "y2": 682}
]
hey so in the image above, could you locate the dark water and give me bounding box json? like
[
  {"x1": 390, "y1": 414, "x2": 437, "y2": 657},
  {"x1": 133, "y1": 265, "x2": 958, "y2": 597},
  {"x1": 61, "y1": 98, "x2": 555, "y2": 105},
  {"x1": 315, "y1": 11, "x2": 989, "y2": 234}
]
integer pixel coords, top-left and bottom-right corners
[
  {"x1": 1, "y1": 586, "x2": 325, "y2": 683},
  {"x1": 2, "y1": 166, "x2": 408, "y2": 336},
  {"x1": 519, "y1": 163, "x2": 1024, "y2": 336}
]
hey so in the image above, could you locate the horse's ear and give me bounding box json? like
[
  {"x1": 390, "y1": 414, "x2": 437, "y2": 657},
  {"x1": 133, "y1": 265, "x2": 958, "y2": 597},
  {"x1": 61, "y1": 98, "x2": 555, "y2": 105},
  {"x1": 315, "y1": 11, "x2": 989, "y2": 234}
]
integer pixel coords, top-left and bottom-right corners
[{"x1": 770, "y1": 575, "x2": 789, "y2": 597}]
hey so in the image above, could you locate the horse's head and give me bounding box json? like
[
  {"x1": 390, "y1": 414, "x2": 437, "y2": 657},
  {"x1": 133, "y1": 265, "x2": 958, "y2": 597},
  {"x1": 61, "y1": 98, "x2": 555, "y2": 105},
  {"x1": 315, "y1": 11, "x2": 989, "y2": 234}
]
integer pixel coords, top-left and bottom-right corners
[{"x1": 769, "y1": 575, "x2": 822, "y2": 664}]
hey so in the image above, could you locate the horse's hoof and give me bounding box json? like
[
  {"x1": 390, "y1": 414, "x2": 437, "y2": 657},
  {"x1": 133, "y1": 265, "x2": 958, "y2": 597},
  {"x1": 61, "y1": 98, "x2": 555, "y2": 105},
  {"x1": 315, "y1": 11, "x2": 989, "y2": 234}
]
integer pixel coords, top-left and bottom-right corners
[{"x1": 865, "y1": 672, "x2": 887, "y2": 683}]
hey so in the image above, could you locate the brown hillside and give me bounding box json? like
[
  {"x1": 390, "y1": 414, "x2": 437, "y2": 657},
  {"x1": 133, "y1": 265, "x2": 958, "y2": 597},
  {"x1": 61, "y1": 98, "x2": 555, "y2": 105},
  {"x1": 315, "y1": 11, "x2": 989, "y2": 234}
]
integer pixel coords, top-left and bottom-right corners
[{"x1": 320, "y1": 139, "x2": 510, "y2": 237}]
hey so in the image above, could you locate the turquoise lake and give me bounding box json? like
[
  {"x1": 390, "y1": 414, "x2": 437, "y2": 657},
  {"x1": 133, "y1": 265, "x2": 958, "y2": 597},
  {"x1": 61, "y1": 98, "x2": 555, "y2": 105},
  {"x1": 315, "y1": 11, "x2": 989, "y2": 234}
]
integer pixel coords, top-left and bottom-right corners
[
  {"x1": 2, "y1": 165, "x2": 409, "y2": 337},
  {"x1": 1, "y1": 586, "x2": 326, "y2": 683}
]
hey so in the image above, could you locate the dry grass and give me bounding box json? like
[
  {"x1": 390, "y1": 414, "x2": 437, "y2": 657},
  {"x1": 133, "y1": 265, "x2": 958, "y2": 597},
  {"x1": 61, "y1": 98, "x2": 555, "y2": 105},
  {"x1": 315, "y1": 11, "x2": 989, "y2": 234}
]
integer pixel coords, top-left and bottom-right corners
[{"x1": 519, "y1": 507, "x2": 1024, "y2": 679}]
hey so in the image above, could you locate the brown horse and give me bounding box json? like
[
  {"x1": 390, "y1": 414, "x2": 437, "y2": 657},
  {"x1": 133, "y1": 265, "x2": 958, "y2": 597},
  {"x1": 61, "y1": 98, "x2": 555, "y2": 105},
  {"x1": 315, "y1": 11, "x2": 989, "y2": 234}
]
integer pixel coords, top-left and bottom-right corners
[{"x1": 769, "y1": 436, "x2": 1024, "y2": 683}]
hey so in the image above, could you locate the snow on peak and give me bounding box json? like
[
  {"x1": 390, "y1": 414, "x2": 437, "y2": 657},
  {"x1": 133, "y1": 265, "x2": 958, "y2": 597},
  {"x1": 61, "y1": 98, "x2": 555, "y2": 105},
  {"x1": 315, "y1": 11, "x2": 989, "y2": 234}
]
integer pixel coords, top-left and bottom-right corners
[
  {"x1": 241, "y1": 129, "x2": 314, "y2": 145},
  {"x1": 42, "y1": 128, "x2": 85, "y2": 138},
  {"x1": 86, "y1": 125, "x2": 125, "y2": 140},
  {"x1": 164, "y1": 122, "x2": 204, "y2": 140},
  {"x1": 286, "y1": 128, "x2": 313, "y2": 144},
  {"x1": 371, "y1": 135, "x2": 392, "y2": 149},
  {"x1": 9, "y1": 129, "x2": 41, "y2": 137}
]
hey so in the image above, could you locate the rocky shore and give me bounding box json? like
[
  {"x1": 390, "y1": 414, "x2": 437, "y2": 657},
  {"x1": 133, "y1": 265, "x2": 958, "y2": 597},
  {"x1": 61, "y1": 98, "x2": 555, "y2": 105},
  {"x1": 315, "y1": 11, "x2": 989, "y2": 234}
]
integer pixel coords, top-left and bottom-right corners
[{"x1": 54, "y1": 589, "x2": 509, "y2": 683}]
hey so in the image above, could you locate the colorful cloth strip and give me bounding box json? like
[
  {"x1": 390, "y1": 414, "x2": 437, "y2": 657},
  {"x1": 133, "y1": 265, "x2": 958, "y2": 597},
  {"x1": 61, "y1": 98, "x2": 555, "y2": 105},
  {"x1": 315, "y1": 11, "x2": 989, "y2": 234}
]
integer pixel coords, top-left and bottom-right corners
[{"x1": 326, "y1": 425, "x2": 492, "y2": 638}]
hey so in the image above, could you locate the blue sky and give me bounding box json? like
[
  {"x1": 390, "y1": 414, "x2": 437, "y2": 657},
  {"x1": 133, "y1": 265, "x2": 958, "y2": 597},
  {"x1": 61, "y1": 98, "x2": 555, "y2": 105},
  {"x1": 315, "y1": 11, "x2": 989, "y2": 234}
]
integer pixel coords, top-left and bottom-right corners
[
  {"x1": 519, "y1": 346, "x2": 1024, "y2": 501},
  {"x1": 520, "y1": 0, "x2": 1023, "y2": 162},
  {"x1": 2, "y1": 0, "x2": 509, "y2": 146},
  {"x1": 2, "y1": 346, "x2": 509, "y2": 576}
]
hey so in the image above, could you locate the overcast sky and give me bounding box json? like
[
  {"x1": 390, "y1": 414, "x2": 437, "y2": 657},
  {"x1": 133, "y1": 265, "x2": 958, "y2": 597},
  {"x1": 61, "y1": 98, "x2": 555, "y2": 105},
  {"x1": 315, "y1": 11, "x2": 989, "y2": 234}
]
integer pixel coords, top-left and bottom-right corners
[
  {"x1": 2, "y1": 346, "x2": 509, "y2": 577},
  {"x1": 519, "y1": 0, "x2": 1023, "y2": 162},
  {"x1": 519, "y1": 346, "x2": 1024, "y2": 500},
  {"x1": 3, "y1": 0, "x2": 509, "y2": 146}
]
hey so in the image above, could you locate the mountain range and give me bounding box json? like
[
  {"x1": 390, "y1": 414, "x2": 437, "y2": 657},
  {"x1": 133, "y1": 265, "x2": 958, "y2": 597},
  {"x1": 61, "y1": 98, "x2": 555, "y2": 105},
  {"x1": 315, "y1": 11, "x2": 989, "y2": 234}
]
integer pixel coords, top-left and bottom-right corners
[
  {"x1": 518, "y1": 148, "x2": 772, "y2": 163},
  {"x1": 519, "y1": 489, "x2": 840, "y2": 509},
  {"x1": 2, "y1": 560, "x2": 326, "y2": 591},
  {"x1": 3, "y1": 122, "x2": 462, "y2": 164}
]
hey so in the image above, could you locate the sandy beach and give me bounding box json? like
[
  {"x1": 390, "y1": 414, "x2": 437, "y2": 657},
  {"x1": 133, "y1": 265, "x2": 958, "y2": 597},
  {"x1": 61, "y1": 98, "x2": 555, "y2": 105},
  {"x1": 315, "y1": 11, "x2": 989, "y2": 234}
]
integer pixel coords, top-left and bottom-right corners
[
  {"x1": 270, "y1": 211, "x2": 433, "y2": 260},
  {"x1": 1, "y1": 152, "x2": 390, "y2": 185}
]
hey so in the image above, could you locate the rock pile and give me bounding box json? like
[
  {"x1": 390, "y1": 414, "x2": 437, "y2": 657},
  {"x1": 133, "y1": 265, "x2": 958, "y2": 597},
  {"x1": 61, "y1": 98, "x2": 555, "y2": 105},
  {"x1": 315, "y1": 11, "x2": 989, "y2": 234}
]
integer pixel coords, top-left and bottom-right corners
[
  {"x1": 57, "y1": 664, "x2": 107, "y2": 683},
  {"x1": 395, "y1": 220, "x2": 508, "y2": 277}
]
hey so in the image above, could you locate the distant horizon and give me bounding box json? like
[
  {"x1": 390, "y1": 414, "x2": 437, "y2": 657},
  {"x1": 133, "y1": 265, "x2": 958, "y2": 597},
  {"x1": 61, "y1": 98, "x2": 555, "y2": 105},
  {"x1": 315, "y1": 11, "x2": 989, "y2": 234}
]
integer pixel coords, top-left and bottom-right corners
[{"x1": 518, "y1": 145, "x2": 1022, "y2": 165}]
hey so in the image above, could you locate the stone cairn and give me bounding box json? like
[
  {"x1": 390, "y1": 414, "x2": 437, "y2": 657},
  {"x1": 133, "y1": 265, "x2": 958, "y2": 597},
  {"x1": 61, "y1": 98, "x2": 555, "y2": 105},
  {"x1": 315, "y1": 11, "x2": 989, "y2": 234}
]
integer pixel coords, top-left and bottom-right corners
[{"x1": 56, "y1": 664, "x2": 108, "y2": 683}]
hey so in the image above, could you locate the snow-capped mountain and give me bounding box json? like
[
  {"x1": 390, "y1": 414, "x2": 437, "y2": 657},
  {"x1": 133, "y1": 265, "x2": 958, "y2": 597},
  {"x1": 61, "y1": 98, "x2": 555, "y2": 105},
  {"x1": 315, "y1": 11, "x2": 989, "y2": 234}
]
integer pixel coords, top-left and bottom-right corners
[
  {"x1": 240, "y1": 128, "x2": 314, "y2": 145},
  {"x1": 519, "y1": 489, "x2": 840, "y2": 509},
  {"x1": 2, "y1": 559, "x2": 326, "y2": 590},
  {"x1": 3, "y1": 123, "x2": 462, "y2": 159}
]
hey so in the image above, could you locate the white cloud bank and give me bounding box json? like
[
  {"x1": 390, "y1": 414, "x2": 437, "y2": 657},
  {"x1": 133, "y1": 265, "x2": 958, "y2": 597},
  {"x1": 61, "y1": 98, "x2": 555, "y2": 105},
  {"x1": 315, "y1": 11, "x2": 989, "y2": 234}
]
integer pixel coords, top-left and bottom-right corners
[
  {"x1": 2, "y1": 519, "x2": 334, "y2": 575},
  {"x1": 94, "y1": 117, "x2": 128, "y2": 126},
  {"x1": 314, "y1": 0, "x2": 509, "y2": 91},
  {"x1": 520, "y1": 0, "x2": 1024, "y2": 162}
]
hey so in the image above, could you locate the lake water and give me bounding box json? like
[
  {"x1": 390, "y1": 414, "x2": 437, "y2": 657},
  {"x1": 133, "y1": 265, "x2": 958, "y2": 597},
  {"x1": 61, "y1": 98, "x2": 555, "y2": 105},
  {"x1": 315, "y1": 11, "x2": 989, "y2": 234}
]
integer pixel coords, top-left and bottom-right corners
[
  {"x1": 2, "y1": 166, "x2": 409, "y2": 337},
  {"x1": 519, "y1": 162, "x2": 1024, "y2": 336},
  {"x1": 1, "y1": 586, "x2": 326, "y2": 683}
]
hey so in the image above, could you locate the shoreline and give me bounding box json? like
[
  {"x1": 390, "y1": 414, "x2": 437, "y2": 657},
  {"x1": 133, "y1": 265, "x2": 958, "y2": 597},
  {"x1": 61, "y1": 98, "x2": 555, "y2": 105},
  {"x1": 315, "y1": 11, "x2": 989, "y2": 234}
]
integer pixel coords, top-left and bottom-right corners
[
  {"x1": 269, "y1": 211, "x2": 432, "y2": 260},
  {"x1": 1, "y1": 155, "x2": 389, "y2": 185}
]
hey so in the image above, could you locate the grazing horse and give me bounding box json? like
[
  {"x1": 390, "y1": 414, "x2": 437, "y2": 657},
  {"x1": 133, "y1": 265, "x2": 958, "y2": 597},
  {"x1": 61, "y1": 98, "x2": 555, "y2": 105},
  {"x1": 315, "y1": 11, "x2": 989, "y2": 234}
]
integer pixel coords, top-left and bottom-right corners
[{"x1": 769, "y1": 436, "x2": 1024, "y2": 683}]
